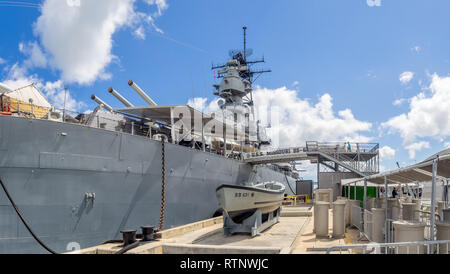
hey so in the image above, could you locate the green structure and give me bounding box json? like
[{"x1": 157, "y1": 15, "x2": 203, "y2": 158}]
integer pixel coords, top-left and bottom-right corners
[{"x1": 342, "y1": 186, "x2": 376, "y2": 207}]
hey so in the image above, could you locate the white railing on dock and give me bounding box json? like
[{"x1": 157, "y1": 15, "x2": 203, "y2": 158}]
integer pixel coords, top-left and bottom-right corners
[
  {"x1": 363, "y1": 209, "x2": 373, "y2": 242},
  {"x1": 325, "y1": 240, "x2": 450, "y2": 254}
]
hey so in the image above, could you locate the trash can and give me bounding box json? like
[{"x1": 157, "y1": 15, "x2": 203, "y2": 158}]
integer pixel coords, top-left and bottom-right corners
[
  {"x1": 372, "y1": 208, "x2": 386, "y2": 243},
  {"x1": 387, "y1": 198, "x2": 400, "y2": 220},
  {"x1": 411, "y1": 199, "x2": 421, "y2": 221},
  {"x1": 393, "y1": 221, "x2": 426, "y2": 254},
  {"x1": 332, "y1": 201, "x2": 346, "y2": 238},
  {"x1": 315, "y1": 201, "x2": 330, "y2": 238},
  {"x1": 366, "y1": 197, "x2": 375, "y2": 211},
  {"x1": 436, "y1": 222, "x2": 450, "y2": 254},
  {"x1": 375, "y1": 197, "x2": 385, "y2": 209},
  {"x1": 402, "y1": 203, "x2": 417, "y2": 221}
]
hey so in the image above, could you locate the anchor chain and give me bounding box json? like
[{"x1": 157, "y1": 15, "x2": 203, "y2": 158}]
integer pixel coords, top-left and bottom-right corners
[{"x1": 158, "y1": 136, "x2": 166, "y2": 231}]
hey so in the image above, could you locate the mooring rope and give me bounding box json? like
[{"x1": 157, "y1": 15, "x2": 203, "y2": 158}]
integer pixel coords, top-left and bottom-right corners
[
  {"x1": 284, "y1": 172, "x2": 296, "y2": 195},
  {"x1": 0, "y1": 178, "x2": 57, "y2": 254},
  {"x1": 158, "y1": 137, "x2": 166, "y2": 231}
]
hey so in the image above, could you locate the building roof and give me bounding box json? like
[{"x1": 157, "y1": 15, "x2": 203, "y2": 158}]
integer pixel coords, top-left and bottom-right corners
[
  {"x1": 342, "y1": 149, "x2": 450, "y2": 185},
  {"x1": 0, "y1": 83, "x2": 13, "y2": 94},
  {"x1": 3, "y1": 83, "x2": 52, "y2": 109}
]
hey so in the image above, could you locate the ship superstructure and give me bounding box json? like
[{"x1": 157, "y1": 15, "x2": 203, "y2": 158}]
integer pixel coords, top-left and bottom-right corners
[{"x1": 0, "y1": 27, "x2": 299, "y2": 253}]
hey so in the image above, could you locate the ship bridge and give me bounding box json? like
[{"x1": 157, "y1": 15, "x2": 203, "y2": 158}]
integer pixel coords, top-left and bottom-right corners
[{"x1": 243, "y1": 142, "x2": 380, "y2": 200}]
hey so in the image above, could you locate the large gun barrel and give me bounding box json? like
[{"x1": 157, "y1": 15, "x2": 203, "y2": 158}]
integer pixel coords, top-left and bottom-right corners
[
  {"x1": 128, "y1": 80, "x2": 157, "y2": 106},
  {"x1": 108, "y1": 87, "x2": 134, "y2": 107},
  {"x1": 91, "y1": 94, "x2": 113, "y2": 112}
]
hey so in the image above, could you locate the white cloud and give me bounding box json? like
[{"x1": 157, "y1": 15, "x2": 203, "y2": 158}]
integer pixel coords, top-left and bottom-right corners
[
  {"x1": 295, "y1": 160, "x2": 317, "y2": 181},
  {"x1": 405, "y1": 141, "x2": 430, "y2": 159},
  {"x1": 444, "y1": 141, "x2": 450, "y2": 149},
  {"x1": 379, "y1": 145, "x2": 396, "y2": 160},
  {"x1": 366, "y1": 0, "x2": 381, "y2": 7},
  {"x1": 393, "y1": 98, "x2": 406, "y2": 106},
  {"x1": 292, "y1": 81, "x2": 299, "y2": 87},
  {"x1": 252, "y1": 87, "x2": 372, "y2": 147},
  {"x1": 0, "y1": 63, "x2": 85, "y2": 112},
  {"x1": 40, "y1": 80, "x2": 86, "y2": 111},
  {"x1": 187, "y1": 97, "x2": 207, "y2": 111},
  {"x1": 32, "y1": 0, "x2": 168, "y2": 85},
  {"x1": 134, "y1": 26, "x2": 146, "y2": 40},
  {"x1": 144, "y1": 0, "x2": 169, "y2": 16},
  {"x1": 1, "y1": 63, "x2": 39, "y2": 90},
  {"x1": 399, "y1": 71, "x2": 414, "y2": 84},
  {"x1": 411, "y1": 46, "x2": 421, "y2": 53},
  {"x1": 188, "y1": 97, "x2": 221, "y2": 114},
  {"x1": 366, "y1": 71, "x2": 376, "y2": 79},
  {"x1": 19, "y1": 41, "x2": 48, "y2": 68},
  {"x1": 189, "y1": 86, "x2": 373, "y2": 148},
  {"x1": 0, "y1": 57, "x2": 5, "y2": 65},
  {"x1": 383, "y1": 74, "x2": 450, "y2": 145}
]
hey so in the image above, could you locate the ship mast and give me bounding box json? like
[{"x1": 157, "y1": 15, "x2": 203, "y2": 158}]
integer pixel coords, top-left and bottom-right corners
[
  {"x1": 211, "y1": 26, "x2": 271, "y2": 111},
  {"x1": 211, "y1": 26, "x2": 272, "y2": 147},
  {"x1": 243, "y1": 26, "x2": 247, "y2": 63}
]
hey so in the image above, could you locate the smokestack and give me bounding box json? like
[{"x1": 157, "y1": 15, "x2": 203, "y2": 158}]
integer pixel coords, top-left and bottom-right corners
[
  {"x1": 108, "y1": 87, "x2": 134, "y2": 107},
  {"x1": 91, "y1": 94, "x2": 113, "y2": 112},
  {"x1": 128, "y1": 80, "x2": 157, "y2": 106}
]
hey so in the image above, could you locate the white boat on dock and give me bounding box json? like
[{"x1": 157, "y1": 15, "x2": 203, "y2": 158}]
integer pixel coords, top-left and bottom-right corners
[{"x1": 216, "y1": 182, "x2": 286, "y2": 222}]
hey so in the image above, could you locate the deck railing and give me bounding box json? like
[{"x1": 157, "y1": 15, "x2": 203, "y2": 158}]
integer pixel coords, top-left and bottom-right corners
[{"x1": 325, "y1": 240, "x2": 450, "y2": 254}]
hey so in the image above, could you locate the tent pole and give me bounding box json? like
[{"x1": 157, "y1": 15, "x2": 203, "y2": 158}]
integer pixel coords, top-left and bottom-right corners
[
  {"x1": 363, "y1": 179, "x2": 367, "y2": 211},
  {"x1": 384, "y1": 175, "x2": 388, "y2": 246},
  {"x1": 363, "y1": 179, "x2": 367, "y2": 235},
  {"x1": 430, "y1": 157, "x2": 438, "y2": 244}
]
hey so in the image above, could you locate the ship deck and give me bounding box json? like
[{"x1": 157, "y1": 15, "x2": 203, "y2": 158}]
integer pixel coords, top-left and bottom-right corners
[{"x1": 69, "y1": 205, "x2": 367, "y2": 254}]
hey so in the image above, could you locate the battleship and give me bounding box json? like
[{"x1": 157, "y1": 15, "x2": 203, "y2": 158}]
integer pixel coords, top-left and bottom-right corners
[{"x1": 0, "y1": 27, "x2": 299, "y2": 253}]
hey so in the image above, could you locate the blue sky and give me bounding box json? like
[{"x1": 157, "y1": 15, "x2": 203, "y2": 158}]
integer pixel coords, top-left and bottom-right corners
[{"x1": 2, "y1": 0, "x2": 450, "y2": 177}]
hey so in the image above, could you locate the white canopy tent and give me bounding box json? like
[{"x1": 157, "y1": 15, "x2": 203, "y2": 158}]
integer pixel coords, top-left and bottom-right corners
[
  {"x1": 3, "y1": 83, "x2": 52, "y2": 109},
  {"x1": 342, "y1": 150, "x2": 450, "y2": 243}
]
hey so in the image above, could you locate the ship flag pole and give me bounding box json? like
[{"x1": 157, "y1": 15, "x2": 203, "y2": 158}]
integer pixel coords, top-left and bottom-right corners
[
  {"x1": 243, "y1": 26, "x2": 247, "y2": 63},
  {"x1": 243, "y1": 26, "x2": 256, "y2": 121}
]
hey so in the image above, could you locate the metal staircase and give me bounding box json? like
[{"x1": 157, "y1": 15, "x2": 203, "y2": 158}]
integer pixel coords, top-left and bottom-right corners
[
  {"x1": 306, "y1": 141, "x2": 379, "y2": 176},
  {"x1": 243, "y1": 141, "x2": 379, "y2": 176},
  {"x1": 316, "y1": 152, "x2": 366, "y2": 177}
]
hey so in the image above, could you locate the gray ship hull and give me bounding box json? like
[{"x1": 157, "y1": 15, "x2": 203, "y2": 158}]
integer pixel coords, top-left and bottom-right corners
[{"x1": 0, "y1": 116, "x2": 296, "y2": 253}]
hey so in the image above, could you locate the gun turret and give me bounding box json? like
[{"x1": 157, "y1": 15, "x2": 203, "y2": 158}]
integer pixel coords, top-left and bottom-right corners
[
  {"x1": 91, "y1": 94, "x2": 113, "y2": 112},
  {"x1": 128, "y1": 80, "x2": 157, "y2": 106},
  {"x1": 108, "y1": 88, "x2": 134, "y2": 107}
]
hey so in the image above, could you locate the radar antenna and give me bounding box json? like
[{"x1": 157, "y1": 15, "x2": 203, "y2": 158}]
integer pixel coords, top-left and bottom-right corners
[
  {"x1": 212, "y1": 26, "x2": 271, "y2": 85},
  {"x1": 212, "y1": 26, "x2": 272, "y2": 117}
]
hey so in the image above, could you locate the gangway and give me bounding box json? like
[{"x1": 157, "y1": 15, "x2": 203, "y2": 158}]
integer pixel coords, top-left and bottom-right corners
[
  {"x1": 243, "y1": 142, "x2": 380, "y2": 197},
  {"x1": 243, "y1": 147, "x2": 313, "y2": 165},
  {"x1": 243, "y1": 142, "x2": 379, "y2": 176}
]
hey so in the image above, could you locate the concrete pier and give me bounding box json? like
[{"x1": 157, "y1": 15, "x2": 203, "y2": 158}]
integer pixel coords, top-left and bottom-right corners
[{"x1": 70, "y1": 204, "x2": 372, "y2": 254}]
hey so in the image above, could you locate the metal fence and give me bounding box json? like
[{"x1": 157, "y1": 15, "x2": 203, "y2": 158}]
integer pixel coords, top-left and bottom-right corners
[
  {"x1": 326, "y1": 240, "x2": 450, "y2": 254},
  {"x1": 363, "y1": 209, "x2": 373, "y2": 242},
  {"x1": 305, "y1": 141, "x2": 379, "y2": 153}
]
